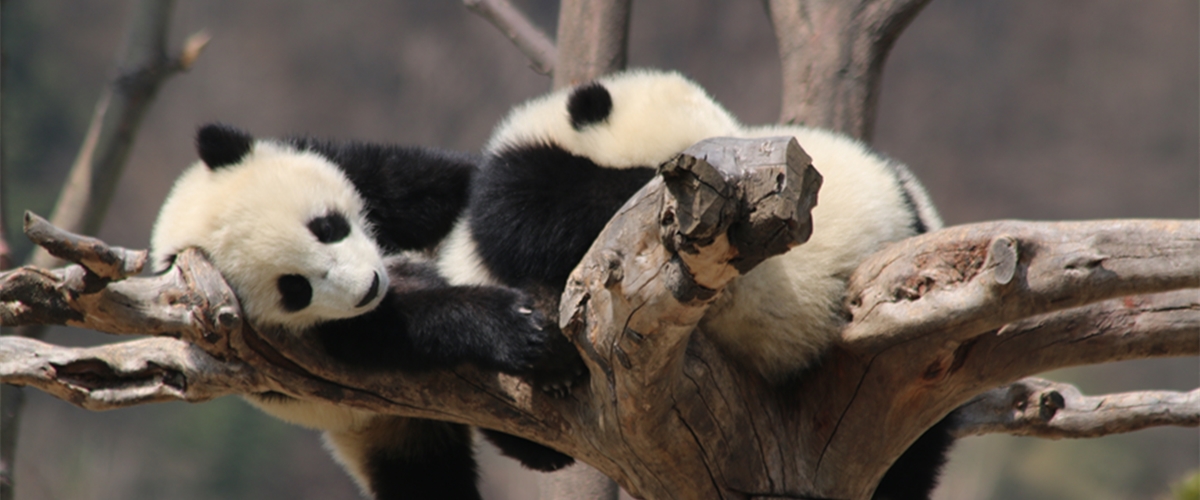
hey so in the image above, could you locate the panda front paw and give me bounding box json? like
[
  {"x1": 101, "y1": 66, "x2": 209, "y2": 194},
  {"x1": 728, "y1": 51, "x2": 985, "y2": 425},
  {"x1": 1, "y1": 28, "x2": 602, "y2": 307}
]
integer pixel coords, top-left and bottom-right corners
[
  {"x1": 485, "y1": 288, "x2": 555, "y2": 375},
  {"x1": 531, "y1": 333, "x2": 588, "y2": 398}
]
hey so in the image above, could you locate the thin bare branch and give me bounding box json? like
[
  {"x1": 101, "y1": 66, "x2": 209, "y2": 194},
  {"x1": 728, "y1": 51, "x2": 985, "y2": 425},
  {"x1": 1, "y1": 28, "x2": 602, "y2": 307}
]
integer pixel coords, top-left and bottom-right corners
[
  {"x1": 551, "y1": 0, "x2": 630, "y2": 88},
  {"x1": 764, "y1": 0, "x2": 932, "y2": 140},
  {"x1": 843, "y1": 220, "x2": 1200, "y2": 352},
  {"x1": 950, "y1": 377, "x2": 1200, "y2": 439},
  {"x1": 463, "y1": 0, "x2": 556, "y2": 75},
  {"x1": 28, "y1": 1, "x2": 208, "y2": 270}
]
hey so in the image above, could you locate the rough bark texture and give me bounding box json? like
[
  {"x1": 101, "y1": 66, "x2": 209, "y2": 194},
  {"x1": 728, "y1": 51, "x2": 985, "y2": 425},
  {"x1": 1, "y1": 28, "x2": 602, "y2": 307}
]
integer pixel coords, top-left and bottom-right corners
[{"x1": 2, "y1": 137, "x2": 1196, "y2": 499}]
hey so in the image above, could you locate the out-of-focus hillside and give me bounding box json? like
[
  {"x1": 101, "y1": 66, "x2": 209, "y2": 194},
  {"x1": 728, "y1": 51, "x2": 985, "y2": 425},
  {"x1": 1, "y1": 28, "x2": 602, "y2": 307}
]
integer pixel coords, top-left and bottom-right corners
[{"x1": 2, "y1": 1, "x2": 1195, "y2": 499}]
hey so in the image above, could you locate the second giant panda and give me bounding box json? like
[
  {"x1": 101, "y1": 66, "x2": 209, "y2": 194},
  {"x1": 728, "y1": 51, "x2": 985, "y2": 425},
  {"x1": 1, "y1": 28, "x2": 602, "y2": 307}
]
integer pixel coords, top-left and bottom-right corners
[
  {"x1": 152, "y1": 124, "x2": 571, "y2": 500},
  {"x1": 438, "y1": 69, "x2": 950, "y2": 499}
]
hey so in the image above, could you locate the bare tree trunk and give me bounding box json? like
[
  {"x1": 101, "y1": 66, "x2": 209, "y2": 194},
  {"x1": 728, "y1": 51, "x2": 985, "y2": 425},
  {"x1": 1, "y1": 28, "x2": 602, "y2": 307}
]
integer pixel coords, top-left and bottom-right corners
[
  {"x1": 552, "y1": 0, "x2": 630, "y2": 89},
  {"x1": 765, "y1": 0, "x2": 931, "y2": 141}
]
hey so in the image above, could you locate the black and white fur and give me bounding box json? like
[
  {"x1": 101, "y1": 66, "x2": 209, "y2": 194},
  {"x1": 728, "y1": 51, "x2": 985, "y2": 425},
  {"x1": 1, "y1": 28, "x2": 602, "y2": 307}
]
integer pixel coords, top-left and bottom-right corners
[
  {"x1": 152, "y1": 124, "x2": 568, "y2": 500},
  {"x1": 438, "y1": 69, "x2": 951, "y2": 499}
]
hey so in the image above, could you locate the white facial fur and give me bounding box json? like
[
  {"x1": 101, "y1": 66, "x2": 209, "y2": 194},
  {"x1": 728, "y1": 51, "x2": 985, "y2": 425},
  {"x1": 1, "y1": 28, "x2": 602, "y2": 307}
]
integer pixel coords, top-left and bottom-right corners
[
  {"x1": 485, "y1": 69, "x2": 742, "y2": 169},
  {"x1": 151, "y1": 140, "x2": 389, "y2": 332}
]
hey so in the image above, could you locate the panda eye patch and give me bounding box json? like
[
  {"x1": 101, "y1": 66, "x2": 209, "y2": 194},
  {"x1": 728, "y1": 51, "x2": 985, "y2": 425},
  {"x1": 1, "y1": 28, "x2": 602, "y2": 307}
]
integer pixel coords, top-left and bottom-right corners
[
  {"x1": 308, "y1": 212, "x2": 351, "y2": 243},
  {"x1": 277, "y1": 274, "x2": 313, "y2": 311}
]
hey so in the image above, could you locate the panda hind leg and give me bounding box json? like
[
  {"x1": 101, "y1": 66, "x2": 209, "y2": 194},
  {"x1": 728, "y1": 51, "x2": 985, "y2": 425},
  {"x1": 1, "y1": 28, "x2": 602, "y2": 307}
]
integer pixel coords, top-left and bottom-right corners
[
  {"x1": 480, "y1": 428, "x2": 576, "y2": 472},
  {"x1": 324, "y1": 417, "x2": 482, "y2": 500}
]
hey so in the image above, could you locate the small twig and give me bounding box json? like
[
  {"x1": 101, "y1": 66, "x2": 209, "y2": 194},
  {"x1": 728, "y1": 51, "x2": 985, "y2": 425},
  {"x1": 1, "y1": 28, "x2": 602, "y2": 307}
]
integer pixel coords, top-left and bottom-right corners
[
  {"x1": 463, "y1": 0, "x2": 556, "y2": 75},
  {"x1": 951, "y1": 377, "x2": 1200, "y2": 439}
]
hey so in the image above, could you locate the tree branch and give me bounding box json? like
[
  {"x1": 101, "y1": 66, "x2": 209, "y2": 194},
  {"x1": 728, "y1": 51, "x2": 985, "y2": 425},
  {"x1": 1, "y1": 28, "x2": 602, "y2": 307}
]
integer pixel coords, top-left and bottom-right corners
[
  {"x1": 843, "y1": 220, "x2": 1200, "y2": 353},
  {"x1": 0, "y1": 336, "x2": 261, "y2": 410},
  {"x1": 950, "y1": 377, "x2": 1200, "y2": 439},
  {"x1": 463, "y1": 0, "x2": 556, "y2": 75},
  {"x1": 551, "y1": 0, "x2": 630, "y2": 88},
  {"x1": 966, "y1": 289, "x2": 1200, "y2": 386},
  {"x1": 764, "y1": 0, "x2": 932, "y2": 140}
]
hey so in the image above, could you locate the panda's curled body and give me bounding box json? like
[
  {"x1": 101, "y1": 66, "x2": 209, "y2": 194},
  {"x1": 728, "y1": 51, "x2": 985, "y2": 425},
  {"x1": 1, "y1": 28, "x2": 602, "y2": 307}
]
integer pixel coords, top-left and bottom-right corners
[
  {"x1": 440, "y1": 69, "x2": 949, "y2": 499},
  {"x1": 152, "y1": 124, "x2": 569, "y2": 500},
  {"x1": 441, "y1": 70, "x2": 941, "y2": 381}
]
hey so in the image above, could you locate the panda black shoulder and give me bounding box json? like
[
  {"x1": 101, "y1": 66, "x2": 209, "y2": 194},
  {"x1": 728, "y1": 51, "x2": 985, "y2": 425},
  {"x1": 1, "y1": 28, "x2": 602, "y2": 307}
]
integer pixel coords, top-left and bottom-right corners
[{"x1": 286, "y1": 136, "x2": 481, "y2": 253}]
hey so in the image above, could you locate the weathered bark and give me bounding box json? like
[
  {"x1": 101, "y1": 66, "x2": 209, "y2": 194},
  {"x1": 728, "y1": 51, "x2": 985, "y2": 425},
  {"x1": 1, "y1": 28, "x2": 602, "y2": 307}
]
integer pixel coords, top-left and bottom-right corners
[{"x1": 3, "y1": 136, "x2": 1196, "y2": 499}]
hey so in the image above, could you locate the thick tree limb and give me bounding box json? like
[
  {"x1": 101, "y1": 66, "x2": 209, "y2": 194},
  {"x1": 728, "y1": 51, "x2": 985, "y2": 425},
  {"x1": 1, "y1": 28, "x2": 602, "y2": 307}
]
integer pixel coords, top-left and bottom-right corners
[
  {"x1": 843, "y1": 220, "x2": 1200, "y2": 352},
  {"x1": 463, "y1": 0, "x2": 557, "y2": 75},
  {"x1": 764, "y1": 0, "x2": 932, "y2": 140},
  {"x1": 951, "y1": 377, "x2": 1200, "y2": 439},
  {"x1": 552, "y1": 0, "x2": 630, "y2": 88}
]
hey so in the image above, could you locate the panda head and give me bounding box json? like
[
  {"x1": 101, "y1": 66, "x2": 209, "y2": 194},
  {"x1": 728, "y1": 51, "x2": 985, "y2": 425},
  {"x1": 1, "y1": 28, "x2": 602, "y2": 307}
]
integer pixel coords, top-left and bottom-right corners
[
  {"x1": 151, "y1": 124, "x2": 389, "y2": 332},
  {"x1": 486, "y1": 69, "x2": 741, "y2": 168}
]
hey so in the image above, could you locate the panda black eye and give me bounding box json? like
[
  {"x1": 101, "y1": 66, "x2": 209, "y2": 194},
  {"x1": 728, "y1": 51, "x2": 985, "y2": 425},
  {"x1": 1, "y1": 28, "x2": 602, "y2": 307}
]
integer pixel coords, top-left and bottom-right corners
[
  {"x1": 278, "y1": 274, "x2": 313, "y2": 311},
  {"x1": 308, "y1": 212, "x2": 351, "y2": 243}
]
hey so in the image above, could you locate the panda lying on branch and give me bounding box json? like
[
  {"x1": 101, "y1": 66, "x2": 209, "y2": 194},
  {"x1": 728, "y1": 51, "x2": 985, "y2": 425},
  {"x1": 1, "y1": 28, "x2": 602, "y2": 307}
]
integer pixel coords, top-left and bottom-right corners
[
  {"x1": 153, "y1": 68, "x2": 947, "y2": 500},
  {"x1": 151, "y1": 124, "x2": 574, "y2": 500}
]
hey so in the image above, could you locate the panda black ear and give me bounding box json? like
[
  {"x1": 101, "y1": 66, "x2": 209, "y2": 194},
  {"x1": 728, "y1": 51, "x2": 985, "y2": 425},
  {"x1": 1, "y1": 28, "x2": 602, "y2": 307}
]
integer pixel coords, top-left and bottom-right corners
[
  {"x1": 567, "y1": 82, "x2": 613, "y2": 131},
  {"x1": 197, "y1": 123, "x2": 254, "y2": 169}
]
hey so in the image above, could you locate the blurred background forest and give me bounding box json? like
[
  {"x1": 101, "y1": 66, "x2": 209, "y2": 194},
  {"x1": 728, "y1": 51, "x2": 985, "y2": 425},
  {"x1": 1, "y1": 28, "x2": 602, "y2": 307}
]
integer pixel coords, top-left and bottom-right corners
[{"x1": 2, "y1": 1, "x2": 1196, "y2": 499}]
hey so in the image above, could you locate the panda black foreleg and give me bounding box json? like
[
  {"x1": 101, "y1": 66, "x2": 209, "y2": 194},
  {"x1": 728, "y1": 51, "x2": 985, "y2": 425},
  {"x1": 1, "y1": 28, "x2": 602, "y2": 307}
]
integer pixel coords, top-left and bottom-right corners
[
  {"x1": 317, "y1": 284, "x2": 552, "y2": 375},
  {"x1": 871, "y1": 414, "x2": 957, "y2": 500},
  {"x1": 480, "y1": 428, "x2": 576, "y2": 472},
  {"x1": 325, "y1": 417, "x2": 482, "y2": 500}
]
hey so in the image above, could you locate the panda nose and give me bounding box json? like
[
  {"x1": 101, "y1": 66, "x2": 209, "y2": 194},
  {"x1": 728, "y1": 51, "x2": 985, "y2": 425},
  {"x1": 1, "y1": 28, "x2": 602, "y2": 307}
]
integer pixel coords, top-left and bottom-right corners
[{"x1": 354, "y1": 272, "x2": 381, "y2": 308}]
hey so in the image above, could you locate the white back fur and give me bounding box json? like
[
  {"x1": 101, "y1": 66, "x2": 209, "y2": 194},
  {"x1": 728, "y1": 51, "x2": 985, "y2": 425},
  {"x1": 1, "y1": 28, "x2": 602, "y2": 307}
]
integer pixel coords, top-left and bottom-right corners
[
  {"x1": 449, "y1": 68, "x2": 941, "y2": 383},
  {"x1": 702, "y1": 125, "x2": 943, "y2": 380},
  {"x1": 484, "y1": 69, "x2": 741, "y2": 168}
]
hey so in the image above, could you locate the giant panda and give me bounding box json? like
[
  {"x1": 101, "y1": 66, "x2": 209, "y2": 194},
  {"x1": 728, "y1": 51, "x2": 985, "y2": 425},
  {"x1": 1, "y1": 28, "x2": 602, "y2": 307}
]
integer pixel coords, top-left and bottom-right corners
[
  {"x1": 437, "y1": 69, "x2": 951, "y2": 499},
  {"x1": 151, "y1": 123, "x2": 572, "y2": 500}
]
